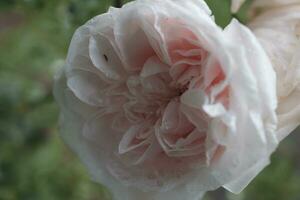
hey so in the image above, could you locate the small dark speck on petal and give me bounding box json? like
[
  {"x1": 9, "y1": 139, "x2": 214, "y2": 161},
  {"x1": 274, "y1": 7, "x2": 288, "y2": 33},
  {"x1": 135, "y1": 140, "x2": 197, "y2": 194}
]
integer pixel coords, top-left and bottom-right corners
[{"x1": 103, "y1": 54, "x2": 108, "y2": 62}]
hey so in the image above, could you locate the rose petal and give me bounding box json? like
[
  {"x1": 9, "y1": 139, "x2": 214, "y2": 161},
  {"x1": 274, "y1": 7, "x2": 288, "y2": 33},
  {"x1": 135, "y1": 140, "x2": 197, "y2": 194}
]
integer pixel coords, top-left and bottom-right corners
[
  {"x1": 67, "y1": 70, "x2": 108, "y2": 106},
  {"x1": 89, "y1": 35, "x2": 126, "y2": 80},
  {"x1": 140, "y1": 56, "x2": 169, "y2": 77}
]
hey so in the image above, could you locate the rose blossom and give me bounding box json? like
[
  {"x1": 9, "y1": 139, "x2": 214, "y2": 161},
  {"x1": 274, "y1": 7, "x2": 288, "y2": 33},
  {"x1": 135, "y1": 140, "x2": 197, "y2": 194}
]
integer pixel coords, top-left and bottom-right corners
[
  {"x1": 249, "y1": 5, "x2": 300, "y2": 142},
  {"x1": 54, "y1": 0, "x2": 279, "y2": 199}
]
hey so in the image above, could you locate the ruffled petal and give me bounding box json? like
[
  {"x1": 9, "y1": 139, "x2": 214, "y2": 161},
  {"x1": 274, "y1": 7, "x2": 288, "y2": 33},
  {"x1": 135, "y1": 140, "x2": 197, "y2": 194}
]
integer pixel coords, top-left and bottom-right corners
[
  {"x1": 67, "y1": 70, "x2": 108, "y2": 106},
  {"x1": 89, "y1": 34, "x2": 126, "y2": 80},
  {"x1": 250, "y1": 5, "x2": 300, "y2": 141}
]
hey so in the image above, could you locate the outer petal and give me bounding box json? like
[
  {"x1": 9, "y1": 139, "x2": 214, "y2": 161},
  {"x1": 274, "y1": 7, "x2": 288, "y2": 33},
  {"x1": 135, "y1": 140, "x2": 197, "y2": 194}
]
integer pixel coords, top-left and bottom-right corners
[
  {"x1": 53, "y1": 68, "x2": 112, "y2": 194},
  {"x1": 211, "y1": 19, "x2": 278, "y2": 193},
  {"x1": 250, "y1": 5, "x2": 300, "y2": 141},
  {"x1": 108, "y1": 182, "x2": 205, "y2": 200},
  {"x1": 66, "y1": 10, "x2": 126, "y2": 83},
  {"x1": 66, "y1": 70, "x2": 108, "y2": 106}
]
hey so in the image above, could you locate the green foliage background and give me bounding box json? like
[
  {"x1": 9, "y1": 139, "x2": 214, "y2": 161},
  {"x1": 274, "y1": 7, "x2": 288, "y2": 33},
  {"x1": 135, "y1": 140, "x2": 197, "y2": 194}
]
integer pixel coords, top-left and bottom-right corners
[{"x1": 0, "y1": 0, "x2": 299, "y2": 199}]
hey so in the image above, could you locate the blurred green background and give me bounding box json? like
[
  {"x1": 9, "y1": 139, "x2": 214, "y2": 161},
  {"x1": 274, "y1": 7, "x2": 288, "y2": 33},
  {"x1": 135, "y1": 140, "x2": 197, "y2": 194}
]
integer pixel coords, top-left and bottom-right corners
[{"x1": 0, "y1": 0, "x2": 299, "y2": 200}]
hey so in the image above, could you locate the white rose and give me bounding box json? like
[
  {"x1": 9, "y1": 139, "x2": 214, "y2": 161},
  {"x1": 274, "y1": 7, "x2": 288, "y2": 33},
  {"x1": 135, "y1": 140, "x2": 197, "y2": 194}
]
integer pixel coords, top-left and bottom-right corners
[
  {"x1": 54, "y1": 0, "x2": 278, "y2": 199},
  {"x1": 250, "y1": 5, "x2": 300, "y2": 142}
]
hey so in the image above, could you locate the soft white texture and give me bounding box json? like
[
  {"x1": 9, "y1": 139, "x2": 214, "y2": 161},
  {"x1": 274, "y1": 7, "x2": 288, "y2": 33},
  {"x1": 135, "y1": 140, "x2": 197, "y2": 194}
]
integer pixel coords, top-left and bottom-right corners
[
  {"x1": 250, "y1": 5, "x2": 300, "y2": 142},
  {"x1": 54, "y1": 0, "x2": 279, "y2": 199}
]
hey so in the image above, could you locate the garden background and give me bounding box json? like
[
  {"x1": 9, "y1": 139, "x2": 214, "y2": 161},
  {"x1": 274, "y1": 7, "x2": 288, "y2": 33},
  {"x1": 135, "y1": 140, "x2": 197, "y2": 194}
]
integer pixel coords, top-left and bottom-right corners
[{"x1": 0, "y1": 0, "x2": 300, "y2": 199}]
